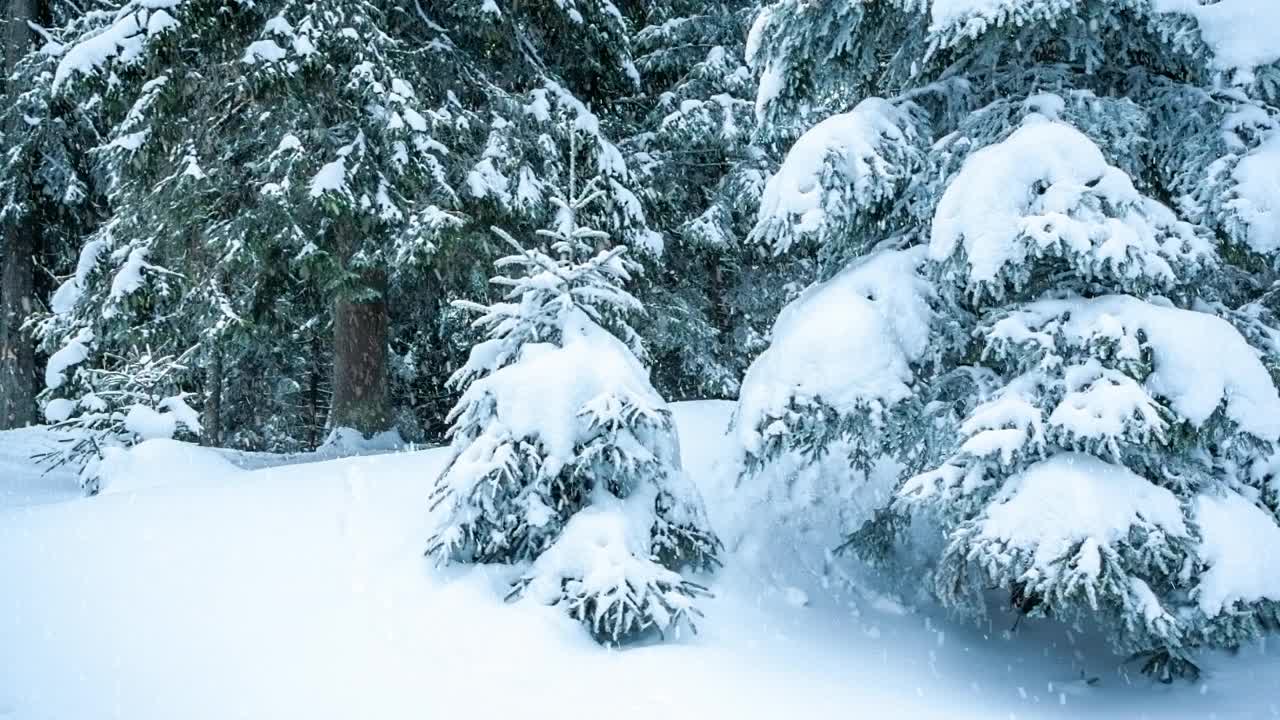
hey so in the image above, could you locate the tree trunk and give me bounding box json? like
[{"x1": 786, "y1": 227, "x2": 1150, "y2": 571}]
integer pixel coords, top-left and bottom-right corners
[
  {"x1": 202, "y1": 344, "x2": 223, "y2": 446},
  {"x1": 308, "y1": 333, "x2": 322, "y2": 449},
  {"x1": 0, "y1": 0, "x2": 40, "y2": 430},
  {"x1": 330, "y1": 273, "x2": 391, "y2": 435},
  {"x1": 3, "y1": 0, "x2": 36, "y2": 72},
  {"x1": 0, "y1": 222, "x2": 36, "y2": 429}
]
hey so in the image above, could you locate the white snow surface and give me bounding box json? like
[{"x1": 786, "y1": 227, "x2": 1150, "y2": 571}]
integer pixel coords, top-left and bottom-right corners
[
  {"x1": 3, "y1": 402, "x2": 1280, "y2": 719},
  {"x1": 988, "y1": 294, "x2": 1280, "y2": 439},
  {"x1": 97, "y1": 438, "x2": 240, "y2": 495},
  {"x1": 736, "y1": 248, "x2": 933, "y2": 454},
  {"x1": 979, "y1": 453, "x2": 1187, "y2": 573}
]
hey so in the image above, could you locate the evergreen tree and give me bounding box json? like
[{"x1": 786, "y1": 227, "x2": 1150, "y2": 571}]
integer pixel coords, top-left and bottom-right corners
[
  {"x1": 427, "y1": 152, "x2": 721, "y2": 644},
  {"x1": 1, "y1": 0, "x2": 94, "y2": 429},
  {"x1": 29, "y1": 0, "x2": 664, "y2": 476},
  {"x1": 627, "y1": 0, "x2": 806, "y2": 401},
  {"x1": 738, "y1": 0, "x2": 1280, "y2": 679}
]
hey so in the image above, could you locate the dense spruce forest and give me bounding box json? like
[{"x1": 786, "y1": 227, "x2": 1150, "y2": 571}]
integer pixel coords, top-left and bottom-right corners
[{"x1": 4, "y1": 0, "x2": 1280, "y2": 692}]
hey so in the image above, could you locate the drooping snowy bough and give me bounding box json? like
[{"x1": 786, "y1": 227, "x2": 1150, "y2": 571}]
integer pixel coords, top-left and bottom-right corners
[
  {"x1": 428, "y1": 174, "x2": 721, "y2": 645},
  {"x1": 739, "y1": 0, "x2": 1280, "y2": 679}
]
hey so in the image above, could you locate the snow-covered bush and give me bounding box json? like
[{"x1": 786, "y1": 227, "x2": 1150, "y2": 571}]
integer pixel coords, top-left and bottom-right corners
[
  {"x1": 739, "y1": 0, "x2": 1280, "y2": 678},
  {"x1": 36, "y1": 342, "x2": 202, "y2": 495},
  {"x1": 428, "y1": 170, "x2": 720, "y2": 644}
]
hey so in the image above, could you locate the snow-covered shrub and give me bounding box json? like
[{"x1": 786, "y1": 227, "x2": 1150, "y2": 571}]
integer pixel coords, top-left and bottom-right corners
[
  {"x1": 739, "y1": 0, "x2": 1280, "y2": 678},
  {"x1": 428, "y1": 172, "x2": 720, "y2": 644},
  {"x1": 36, "y1": 344, "x2": 202, "y2": 495}
]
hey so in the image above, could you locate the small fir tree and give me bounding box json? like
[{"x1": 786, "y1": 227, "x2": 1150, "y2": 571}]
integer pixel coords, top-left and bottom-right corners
[{"x1": 427, "y1": 146, "x2": 721, "y2": 644}]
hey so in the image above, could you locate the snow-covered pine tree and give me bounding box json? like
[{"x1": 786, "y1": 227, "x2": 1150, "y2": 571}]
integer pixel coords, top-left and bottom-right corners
[
  {"x1": 0, "y1": 0, "x2": 95, "y2": 430},
  {"x1": 738, "y1": 0, "x2": 1280, "y2": 678},
  {"x1": 30, "y1": 0, "x2": 476, "y2": 479},
  {"x1": 427, "y1": 145, "x2": 721, "y2": 644},
  {"x1": 29, "y1": 0, "x2": 670, "y2": 464}
]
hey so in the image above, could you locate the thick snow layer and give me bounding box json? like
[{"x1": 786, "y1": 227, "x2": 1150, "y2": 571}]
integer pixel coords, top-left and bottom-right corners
[
  {"x1": 97, "y1": 439, "x2": 240, "y2": 495},
  {"x1": 2, "y1": 403, "x2": 1280, "y2": 719},
  {"x1": 44, "y1": 327, "x2": 93, "y2": 390},
  {"x1": 736, "y1": 248, "x2": 933, "y2": 454},
  {"x1": 309, "y1": 158, "x2": 348, "y2": 197},
  {"x1": 450, "y1": 311, "x2": 665, "y2": 474},
  {"x1": 49, "y1": 239, "x2": 106, "y2": 315},
  {"x1": 1152, "y1": 0, "x2": 1280, "y2": 77},
  {"x1": 931, "y1": 117, "x2": 1208, "y2": 289},
  {"x1": 1194, "y1": 491, "x2": 1280, "y2": 617},
  {"x1": 523, "y1": 491, "x2": 679, "y2": 603},
  {"x1": 754, "y1": 97, "x2": 917, "y2": 251},
  {"x1": 108, "y1": 247, "x2": 149, "y2": 301},
  {"x1": 988, "y1": 294, "x2": 1280, "y2": 439},
  {"x1": 979, "y1": 454, "x2": 1187, "y2": 573},
  {"x1": 52, "y1": 1, "x2": 183, "y2": 91},
  {"x1": 1230, "y1": 130, "x2": 1280, "y2": 255}
]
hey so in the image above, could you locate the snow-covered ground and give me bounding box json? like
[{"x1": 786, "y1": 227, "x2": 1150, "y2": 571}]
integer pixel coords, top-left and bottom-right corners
[{"x1": 1, "y1": 401, "x2": 1276, "y2": 720}]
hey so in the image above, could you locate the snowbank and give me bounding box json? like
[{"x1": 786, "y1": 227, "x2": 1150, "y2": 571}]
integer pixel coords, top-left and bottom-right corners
[
  {"x1": 2, "y1": 403, "x2": 1280, "y2": 719},
  {"x1": 96, "y1": 439, "x2": 240, "y2": 495}
]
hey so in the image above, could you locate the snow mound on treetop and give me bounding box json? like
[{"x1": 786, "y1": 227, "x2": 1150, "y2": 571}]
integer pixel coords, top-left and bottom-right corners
[
  {"x1": 930, "y1": 116, "x2": 1209, "y2": 291},
  {"x1": 753, "y1": 98, "x2": 920, "y2": 252},
  {"x1": 447, "y1": 309, "x2": 667, "y2": 477},
  {"x1": 987, "y1": 294, "x2": 1280, "y2": 439},
  {"x1": 736, "y1": 247, "x2": 933, "y2": 454},
  {"x1": 977, "y1": 453, "x2": 1187, "y2": 574},
  {"x1": 1195, "y1": 491, "x2": 1280, "y2": 617},
  {"x1": 52, "y1": 0, "x2": 184, "y2": 92}
]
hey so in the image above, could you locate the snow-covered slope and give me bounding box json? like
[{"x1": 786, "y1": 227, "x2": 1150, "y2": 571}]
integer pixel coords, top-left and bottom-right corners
[{"x1": 1, "y1": 402, "x2": 1277, "y2": 719}]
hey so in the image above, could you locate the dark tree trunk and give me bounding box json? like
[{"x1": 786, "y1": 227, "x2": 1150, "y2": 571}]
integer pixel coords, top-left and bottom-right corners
[
  {"x1": 0, "y1": 0, "x2": 40, "y2": 430},
  {"x1": 202, "y1": 344, "x2": 223, "y2": 446},
  {"x1": 308, "y1": 333, "x2": 322, "y2": 449},
  {"x1": 0, "y1": 222, "x2": 37, "y2": 429},
  {"x1": 330, "y1": 273, "x2": 391, "y2": 435}
]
